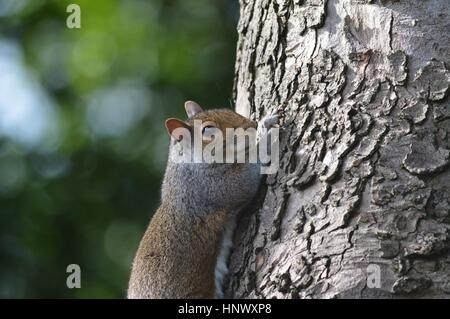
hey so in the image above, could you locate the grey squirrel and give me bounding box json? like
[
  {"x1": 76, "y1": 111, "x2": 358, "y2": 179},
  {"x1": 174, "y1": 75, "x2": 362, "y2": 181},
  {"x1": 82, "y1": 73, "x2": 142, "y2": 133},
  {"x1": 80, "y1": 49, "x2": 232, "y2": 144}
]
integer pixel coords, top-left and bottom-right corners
[{"x1": 127, "y1": 101, "x2": 279, "y2": 299}]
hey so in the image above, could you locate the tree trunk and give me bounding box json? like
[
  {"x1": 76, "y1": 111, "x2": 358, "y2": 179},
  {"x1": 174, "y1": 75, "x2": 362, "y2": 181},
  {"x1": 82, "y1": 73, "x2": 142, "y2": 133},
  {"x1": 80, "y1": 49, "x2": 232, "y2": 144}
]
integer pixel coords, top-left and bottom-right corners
[{"x1": 227, "y1": 0, "x2": 450, "y2": 298}]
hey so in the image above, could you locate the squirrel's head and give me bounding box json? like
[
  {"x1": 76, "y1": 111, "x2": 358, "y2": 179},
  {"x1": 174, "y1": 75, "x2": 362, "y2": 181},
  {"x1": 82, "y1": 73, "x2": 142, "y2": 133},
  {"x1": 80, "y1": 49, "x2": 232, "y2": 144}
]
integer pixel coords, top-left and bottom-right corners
[
  {"x1": 165, "y1": 101, "x2": 258, "y2": 164},
  {"x1": 163, "y1": 101, "x2": 262, "y2": 211}
]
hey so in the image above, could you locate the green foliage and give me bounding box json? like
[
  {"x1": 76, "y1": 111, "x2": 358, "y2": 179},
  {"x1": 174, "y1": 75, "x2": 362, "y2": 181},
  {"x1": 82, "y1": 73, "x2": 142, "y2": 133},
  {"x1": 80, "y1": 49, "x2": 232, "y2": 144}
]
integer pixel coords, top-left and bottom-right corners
[{"x1": 0, "y1": 0, "x2": 238, "y2": 298}]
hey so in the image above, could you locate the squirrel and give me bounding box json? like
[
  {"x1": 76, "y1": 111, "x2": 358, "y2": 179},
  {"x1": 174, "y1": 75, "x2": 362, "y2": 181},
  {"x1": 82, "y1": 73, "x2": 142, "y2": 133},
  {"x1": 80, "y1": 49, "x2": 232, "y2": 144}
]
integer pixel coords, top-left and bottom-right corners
[{"x1": 127, "y1": 101, "x2": 279, "y2": 299}]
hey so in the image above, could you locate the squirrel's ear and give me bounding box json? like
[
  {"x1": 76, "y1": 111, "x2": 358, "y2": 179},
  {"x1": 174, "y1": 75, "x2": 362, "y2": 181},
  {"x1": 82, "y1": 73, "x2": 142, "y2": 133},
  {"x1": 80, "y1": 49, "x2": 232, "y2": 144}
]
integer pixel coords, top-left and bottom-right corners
[
  {"x1": 184, "y1": 101, "x2": 203, "y2": 118},
  {"x1": 165, "y1": 118, "x2": 190, "y2": 141}
]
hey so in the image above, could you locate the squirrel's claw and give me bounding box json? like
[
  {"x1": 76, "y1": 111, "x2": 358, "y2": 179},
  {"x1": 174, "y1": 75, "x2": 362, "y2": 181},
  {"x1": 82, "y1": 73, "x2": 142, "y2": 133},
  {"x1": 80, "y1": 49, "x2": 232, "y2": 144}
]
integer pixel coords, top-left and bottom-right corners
[
  {"x1": 263, "y1": 106, "x2": 286, "y2": 129},
  {"x1": 263, "y1": 115, "x2": 279, "y2": 129}
]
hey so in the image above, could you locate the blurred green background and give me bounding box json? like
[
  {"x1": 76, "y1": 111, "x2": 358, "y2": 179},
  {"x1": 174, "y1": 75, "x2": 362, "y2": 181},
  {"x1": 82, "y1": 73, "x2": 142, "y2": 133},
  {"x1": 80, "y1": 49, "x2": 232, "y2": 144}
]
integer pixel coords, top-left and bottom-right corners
[{"x1": 0, "y1": 0, "x2": 238, "y2": 298}]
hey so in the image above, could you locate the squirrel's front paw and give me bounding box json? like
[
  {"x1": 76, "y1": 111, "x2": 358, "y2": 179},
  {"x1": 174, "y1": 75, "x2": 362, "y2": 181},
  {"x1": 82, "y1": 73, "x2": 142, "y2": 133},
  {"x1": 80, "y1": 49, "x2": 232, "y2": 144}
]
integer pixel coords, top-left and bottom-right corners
[
  {"x1": 263, "y1": 115, "x2": 278, "y2": 129},
  {"x1": 263, "y1": 107, "x2": 285, "y2": 129},
  {"x1": 257, "y1": 107, "x2": 284, "y2": 146}
]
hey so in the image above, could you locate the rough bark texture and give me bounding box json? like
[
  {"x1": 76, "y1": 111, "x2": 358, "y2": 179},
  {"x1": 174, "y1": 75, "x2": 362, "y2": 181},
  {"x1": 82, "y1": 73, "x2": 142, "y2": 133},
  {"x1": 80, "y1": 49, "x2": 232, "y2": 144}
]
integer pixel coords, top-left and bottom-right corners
[{"x1": 227, "y1": 0, "x2": 450, "y2": 298}]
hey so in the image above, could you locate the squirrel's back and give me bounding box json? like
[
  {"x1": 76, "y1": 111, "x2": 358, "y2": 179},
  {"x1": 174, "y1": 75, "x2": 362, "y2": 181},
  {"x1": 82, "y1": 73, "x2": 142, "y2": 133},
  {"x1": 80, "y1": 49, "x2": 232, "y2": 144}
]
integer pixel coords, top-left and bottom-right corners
[
  {"x1": 127, "y1": 101, "x2": 262, "y2": 299},
  {"x1": 128, "y1": 202, "x2": 227, "y2": 298}
]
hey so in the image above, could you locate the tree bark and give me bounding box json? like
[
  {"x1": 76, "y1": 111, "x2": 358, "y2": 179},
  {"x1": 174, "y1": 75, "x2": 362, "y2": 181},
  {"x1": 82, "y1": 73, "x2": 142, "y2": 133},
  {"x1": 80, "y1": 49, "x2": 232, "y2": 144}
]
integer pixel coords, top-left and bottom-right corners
[{"x1": 227, "y1": 0, "x2": 450, "y2": 298}]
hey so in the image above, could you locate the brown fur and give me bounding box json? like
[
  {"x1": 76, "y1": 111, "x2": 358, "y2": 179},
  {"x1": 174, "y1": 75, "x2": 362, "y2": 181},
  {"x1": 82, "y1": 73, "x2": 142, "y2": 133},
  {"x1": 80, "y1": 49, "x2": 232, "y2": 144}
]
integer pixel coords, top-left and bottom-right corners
[
  {"x1": 127, "y1": 103, "x2": 261, "y2": 299},
  {"x1": 188, "y1": 109, "x2": 257, "y2": 131},
  {"x1": 128, "y1": 203, "x2": 227, "y2": 298}
]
